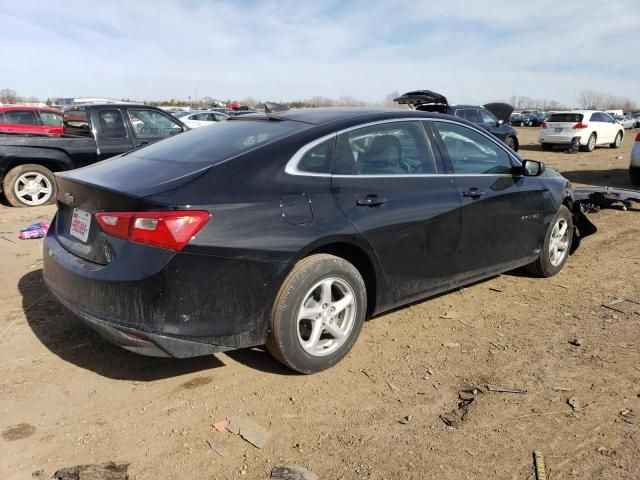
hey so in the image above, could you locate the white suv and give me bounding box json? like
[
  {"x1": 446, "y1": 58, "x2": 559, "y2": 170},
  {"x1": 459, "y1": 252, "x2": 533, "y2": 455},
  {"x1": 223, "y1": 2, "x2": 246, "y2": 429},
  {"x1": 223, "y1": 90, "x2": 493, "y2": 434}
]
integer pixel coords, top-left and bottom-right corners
[{"x1": 538, "y1": 110, "x2": 624, "y2": 152}]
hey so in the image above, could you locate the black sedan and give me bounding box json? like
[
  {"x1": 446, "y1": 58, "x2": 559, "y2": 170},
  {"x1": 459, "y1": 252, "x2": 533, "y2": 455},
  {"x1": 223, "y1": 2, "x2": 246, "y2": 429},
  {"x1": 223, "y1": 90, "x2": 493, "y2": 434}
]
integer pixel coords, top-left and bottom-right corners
[{"x1": 44, "y1": 108, "x2": 581, "y2": 373}]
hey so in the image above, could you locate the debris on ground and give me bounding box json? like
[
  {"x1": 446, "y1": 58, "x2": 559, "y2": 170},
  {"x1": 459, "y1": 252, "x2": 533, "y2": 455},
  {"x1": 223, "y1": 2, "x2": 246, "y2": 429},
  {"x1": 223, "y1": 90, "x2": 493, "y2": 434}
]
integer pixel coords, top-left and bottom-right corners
[
  {"x1": 620, "y1": 409, "x2": 635, "y2": 424},
  {"x1": 568, "y1": 397, "x2": 581, "y2": 412},
  {"x1": 569, "y1": 338, "x2": 583, "y2": 347},
  {"x1": 386, "y1": 381, "x2": 400, "y2": 392},
  {"x1": 573, "y1": 186, "x2": 640, "y2": 211},
  {"x1": 442, "y1": 342, "x2": 461, "y2": 348},
  {"x1": 533, "y1": 451, "x2": 547, "y2": 480},
  {"x1": 226, "y1": 416, "x2": 271, "y2": 449},
  {"x1": 489, "y1": 287, "x2": 503, "y2": 292},
  {"x1": 486, "y1": 384, "x2": 527, "y2": 394},
  {"x1": 18, "y1": 222, "x2": 50, "y2": 240},
  {"x1": 270, "y1": 464, "x2": 318, "y2": 480},
  {"x1": 206, "y1": 439, "x2": 230, "y2": 457},
  {"x1": 398, "y1": 415, "x2": 412, "y2": 425},
  {"x1": 51, "y1": 462, "x2": 129, "y2": 480},
  {"x1": 439, "y1": 310, "x2": 458, "y2": 319},
  {"x1": 602, "y1": 298, "x2": 640, "y2": 315},
  {"x1": 212, "y1": 418, "x2": 229, "y2": 432},
  {"x1": 440, "y1": 387, "x2": 481, "y2": 427}
]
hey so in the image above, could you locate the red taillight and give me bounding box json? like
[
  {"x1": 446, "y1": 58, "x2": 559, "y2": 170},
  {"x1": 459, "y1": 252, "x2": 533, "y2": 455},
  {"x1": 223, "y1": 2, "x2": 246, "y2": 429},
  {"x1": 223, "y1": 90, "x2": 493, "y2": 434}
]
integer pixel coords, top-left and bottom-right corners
[
  {"x1": 95, "y1": 211, "x2": 210, "y2": 251},
  {"x1": 572, "y1": 122, "x2": 588, "y2": 129},
  {"x1": 635, "y1": 132, "x2": 640, "y2": 142},
  {"x1": 540, "y1": 121, "x2": 547, "y2": 129}
]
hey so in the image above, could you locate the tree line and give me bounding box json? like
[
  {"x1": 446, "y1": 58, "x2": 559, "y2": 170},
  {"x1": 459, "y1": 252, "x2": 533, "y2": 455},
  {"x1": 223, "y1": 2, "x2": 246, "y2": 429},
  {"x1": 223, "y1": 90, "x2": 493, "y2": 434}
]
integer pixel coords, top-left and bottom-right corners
[{"x1": 2, "y1": 87, "x2": 637, "y2": 113}]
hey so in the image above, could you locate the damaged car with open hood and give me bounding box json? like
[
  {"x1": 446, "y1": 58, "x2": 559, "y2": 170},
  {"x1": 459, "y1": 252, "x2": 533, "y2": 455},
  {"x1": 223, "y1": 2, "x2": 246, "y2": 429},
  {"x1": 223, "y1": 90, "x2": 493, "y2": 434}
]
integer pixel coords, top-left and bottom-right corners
[{"x1": 394, "y1": 90, "x2": 520, "y2": 151}]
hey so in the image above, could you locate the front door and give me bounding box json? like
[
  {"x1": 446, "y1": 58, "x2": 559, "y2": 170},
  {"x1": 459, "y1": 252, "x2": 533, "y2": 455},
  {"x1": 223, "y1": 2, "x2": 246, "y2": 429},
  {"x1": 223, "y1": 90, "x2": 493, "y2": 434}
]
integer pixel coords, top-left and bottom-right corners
[
  {"x1": 330, "y1": 120, "x2": 462, "y2": 304},
  {"x1": 125, "y1": 108, "x2": 185, "y2": 148},
  {"x1": 429, "y1": 120, "x2": 547, "y2": 279}
]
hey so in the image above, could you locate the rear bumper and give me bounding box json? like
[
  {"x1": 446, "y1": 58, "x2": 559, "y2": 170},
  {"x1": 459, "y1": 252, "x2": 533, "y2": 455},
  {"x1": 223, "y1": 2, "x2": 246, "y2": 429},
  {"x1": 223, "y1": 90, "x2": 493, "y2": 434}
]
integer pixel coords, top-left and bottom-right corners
[
  {"x1": 43, "y1": 223, "x2": 289, "y2": 357},
  {"x1": 538, "y1": 133, "x2": 586, "y2": 145}
]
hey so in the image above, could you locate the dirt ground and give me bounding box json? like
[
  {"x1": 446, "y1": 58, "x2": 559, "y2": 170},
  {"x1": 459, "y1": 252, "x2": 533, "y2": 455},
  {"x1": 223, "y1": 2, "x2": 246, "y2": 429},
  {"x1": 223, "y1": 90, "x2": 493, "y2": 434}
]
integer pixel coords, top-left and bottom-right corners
[{"x1": 1, "y1": 127, "x2": 639, "y2": 479}]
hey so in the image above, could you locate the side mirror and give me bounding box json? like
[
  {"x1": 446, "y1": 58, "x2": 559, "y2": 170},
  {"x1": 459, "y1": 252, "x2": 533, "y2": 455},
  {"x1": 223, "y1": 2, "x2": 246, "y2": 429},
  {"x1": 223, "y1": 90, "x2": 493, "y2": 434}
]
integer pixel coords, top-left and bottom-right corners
[{"x1": 521, "y1": 159, "x2": 545, "y2": 176}]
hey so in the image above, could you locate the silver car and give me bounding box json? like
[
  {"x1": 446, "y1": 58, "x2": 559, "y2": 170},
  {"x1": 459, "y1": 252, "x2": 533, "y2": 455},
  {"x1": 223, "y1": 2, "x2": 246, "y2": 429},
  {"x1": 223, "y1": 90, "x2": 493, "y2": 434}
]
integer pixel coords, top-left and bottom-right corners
[{"x1": 631, "y1": 131, "x2": 640, "y2": 185}]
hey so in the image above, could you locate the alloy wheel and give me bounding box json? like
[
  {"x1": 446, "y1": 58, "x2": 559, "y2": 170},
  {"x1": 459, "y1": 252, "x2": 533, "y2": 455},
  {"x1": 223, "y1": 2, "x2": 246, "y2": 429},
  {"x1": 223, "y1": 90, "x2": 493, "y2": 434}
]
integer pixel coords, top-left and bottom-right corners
[
  {"x1": 296, "y1": 277, "x2": 357, "y2": 357},
  {"x1": 14, "y1": 172, "x2": 54, "y2": 206},
  {"x1": 549, "y1": 218, "x2": 570, "y2": 267}
]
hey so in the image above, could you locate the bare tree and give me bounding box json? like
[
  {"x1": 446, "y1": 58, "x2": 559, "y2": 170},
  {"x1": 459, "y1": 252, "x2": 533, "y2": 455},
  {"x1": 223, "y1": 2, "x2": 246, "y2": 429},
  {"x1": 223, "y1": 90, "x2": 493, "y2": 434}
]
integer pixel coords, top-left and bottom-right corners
[{"x1": 0, "y1": 88, "x2": 19, "y2": 104}]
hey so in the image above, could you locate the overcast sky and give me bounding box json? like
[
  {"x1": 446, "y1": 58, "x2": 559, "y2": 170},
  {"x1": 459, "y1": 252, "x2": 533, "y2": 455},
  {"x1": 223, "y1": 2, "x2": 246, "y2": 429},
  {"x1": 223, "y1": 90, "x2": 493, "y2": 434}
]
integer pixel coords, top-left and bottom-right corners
[{"x1": 1, "y1": 0, "x2": 639, "y2": 105}]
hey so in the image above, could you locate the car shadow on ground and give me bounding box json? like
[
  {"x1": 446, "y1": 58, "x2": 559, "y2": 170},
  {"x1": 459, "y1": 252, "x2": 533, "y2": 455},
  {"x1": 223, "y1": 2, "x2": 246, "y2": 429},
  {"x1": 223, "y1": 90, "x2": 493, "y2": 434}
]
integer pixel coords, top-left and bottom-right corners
[
  {"x1": 560, "y1": 168, "x2": 636, "y2": 190},
  {"x1": 18, "y1": 269, "x2": 228, "y2": 381}
]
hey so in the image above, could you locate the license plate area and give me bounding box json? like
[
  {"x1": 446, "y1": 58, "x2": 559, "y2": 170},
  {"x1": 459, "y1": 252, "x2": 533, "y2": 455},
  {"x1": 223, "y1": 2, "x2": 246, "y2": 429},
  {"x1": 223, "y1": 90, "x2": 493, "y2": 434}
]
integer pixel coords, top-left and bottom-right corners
[
  {"x1": 554, "y1": 127, "x2": 563, "y2": 133},
  {"x1": 70, "y1": 208, "x2": 91, "y2": 242}
]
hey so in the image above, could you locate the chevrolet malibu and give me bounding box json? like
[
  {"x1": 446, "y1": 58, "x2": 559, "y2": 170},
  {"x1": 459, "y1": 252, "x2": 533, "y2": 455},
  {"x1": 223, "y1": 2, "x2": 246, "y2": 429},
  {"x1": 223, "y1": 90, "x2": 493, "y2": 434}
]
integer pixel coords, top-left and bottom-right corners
[{"x1": 44, "y1": 108, "x2": 580, "y2": 373}]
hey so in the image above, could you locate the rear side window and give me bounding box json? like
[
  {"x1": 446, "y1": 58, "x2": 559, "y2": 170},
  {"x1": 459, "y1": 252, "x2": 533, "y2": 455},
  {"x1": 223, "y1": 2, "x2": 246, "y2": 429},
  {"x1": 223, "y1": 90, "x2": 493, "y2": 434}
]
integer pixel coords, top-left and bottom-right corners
[
  {"x1": 39, "y1": 111, "x2": 63, "y2": 126},
  {"x1": 4, "y1": 110, "x2": 38, "y2": 125},
  {"x1": 298, "y1": 138, "x2": 334, "y2": 174},
  {"x1": 97, "y1": 109, "x2": 128, "y2": 139},
  {"x1": 433, "y1": 121, "x2": 512, "y2": 174},
  {"x1": 548, "y1": 113, "x2": 583, "y2": 123},
  {"x1": 333, "y1": 121, "x2": 436, "y2": 175},
  {"x1": 123, "y1": 119, "x2": 309, "y2": 166}
]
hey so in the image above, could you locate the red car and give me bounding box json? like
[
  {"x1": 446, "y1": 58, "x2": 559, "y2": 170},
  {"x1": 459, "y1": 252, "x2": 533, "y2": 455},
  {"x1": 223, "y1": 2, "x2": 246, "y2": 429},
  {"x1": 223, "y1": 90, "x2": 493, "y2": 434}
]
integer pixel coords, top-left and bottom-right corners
[{"x1": 0, "y1": 106, "x2": 64, "y2": 136}]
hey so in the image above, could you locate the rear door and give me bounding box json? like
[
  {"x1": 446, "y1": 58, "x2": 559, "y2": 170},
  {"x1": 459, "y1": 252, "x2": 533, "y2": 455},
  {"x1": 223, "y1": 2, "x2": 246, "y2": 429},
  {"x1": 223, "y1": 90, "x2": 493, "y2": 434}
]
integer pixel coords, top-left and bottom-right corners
[
  {"x1": 430, "y1": 120, "x2": 547, "y2": 279},
  {"x1": 0, "y1": 109, "x2": 44, "y2": 134},
  {"x1": 330, "y1": 120, "x2": 462, "y2": 302},
  {"x1": 92, "y1": 107, "x2": 135, "y2": 159}
]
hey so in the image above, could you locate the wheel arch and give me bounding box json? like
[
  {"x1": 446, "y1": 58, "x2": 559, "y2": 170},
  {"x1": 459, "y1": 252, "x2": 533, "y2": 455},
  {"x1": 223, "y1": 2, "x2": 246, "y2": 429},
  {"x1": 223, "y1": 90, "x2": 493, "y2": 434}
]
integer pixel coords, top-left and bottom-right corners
[
  {"x1": 1, "y1": 150, "x2": 71, "y2": 185},
  {"x1": 297, "y1": 237, "x2": 385, "y2": 318}
]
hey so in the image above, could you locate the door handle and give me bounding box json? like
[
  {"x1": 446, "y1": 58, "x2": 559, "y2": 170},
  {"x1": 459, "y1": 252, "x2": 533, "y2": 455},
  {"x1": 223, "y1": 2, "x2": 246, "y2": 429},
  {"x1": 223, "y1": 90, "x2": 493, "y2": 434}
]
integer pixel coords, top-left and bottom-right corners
[
  {"x1": 462, "y1": 189, "x2": 485, "y2": 199},
  {"x1": 355, "y1": 195, "x2": 386, "y2": 207}
]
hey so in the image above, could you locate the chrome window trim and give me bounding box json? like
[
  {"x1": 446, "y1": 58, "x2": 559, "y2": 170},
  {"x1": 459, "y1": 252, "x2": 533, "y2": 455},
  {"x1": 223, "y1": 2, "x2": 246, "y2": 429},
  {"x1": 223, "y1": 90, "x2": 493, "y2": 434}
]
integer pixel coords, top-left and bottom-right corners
[{"x1": 284, "y1": 117, "x2": 521, "y2": 178}]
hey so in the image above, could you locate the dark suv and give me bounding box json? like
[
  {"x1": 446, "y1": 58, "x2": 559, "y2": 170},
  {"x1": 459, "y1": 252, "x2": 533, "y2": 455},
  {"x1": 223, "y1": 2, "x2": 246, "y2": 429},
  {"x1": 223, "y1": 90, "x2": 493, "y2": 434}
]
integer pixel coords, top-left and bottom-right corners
[{"x1": 395, "y1": 90, "x2": 519, "y2": 151}]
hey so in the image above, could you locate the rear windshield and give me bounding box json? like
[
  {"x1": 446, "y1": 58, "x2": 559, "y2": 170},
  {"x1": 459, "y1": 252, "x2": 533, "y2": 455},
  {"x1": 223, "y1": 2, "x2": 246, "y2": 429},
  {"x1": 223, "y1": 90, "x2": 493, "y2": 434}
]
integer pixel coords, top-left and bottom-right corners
[
  {"x1": 124, "y1": 118, "x2": 309, "y2": 165},
  {"x1": 548, "y1": 113, "x2": 583, "y2": 123}
]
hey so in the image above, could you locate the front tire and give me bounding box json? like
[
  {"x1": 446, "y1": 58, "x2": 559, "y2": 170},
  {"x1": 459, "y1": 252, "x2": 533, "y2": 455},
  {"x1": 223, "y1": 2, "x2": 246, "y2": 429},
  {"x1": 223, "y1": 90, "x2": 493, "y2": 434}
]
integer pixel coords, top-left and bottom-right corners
[
  {"x1": 2, "y1": 164, "x2": 57, "y2": 207},
  {"x1": 266, "y1": 254, "x2": 367, "y2": 374},
  {"x1": 525, "y1": 205, "x2": 573, "y2": 277},
  {"x1": 610, "y1": 131, "x2": 622, "y2": 148}
]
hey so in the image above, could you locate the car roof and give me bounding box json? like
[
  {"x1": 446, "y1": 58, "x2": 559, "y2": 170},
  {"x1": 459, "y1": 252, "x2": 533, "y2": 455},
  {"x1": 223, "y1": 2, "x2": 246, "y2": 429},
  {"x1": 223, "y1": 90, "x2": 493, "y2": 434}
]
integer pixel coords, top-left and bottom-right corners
[
  {"x1": 0, "y1": 105, "x2": 62, "y2": 112},
  {"x1": 244, "y1": 107, "x2": 436, "y2": 125},
  {"x1": 548, "y1": 110, "x2": 601, "y2": 114}
]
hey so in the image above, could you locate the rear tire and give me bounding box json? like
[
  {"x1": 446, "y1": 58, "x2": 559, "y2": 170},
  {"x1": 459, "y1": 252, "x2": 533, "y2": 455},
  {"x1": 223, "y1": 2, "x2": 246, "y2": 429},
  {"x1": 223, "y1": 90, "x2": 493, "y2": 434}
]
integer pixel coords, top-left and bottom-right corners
[
  {"x1": 525, "y1": 205, "x2": 573, "y2": 277},
  {"x1": 266, "y1": 254, "x2": 366, "y2": 374},
  {"x1": 2, "y1": 164, "x2": 57, "y2": 208},
  {"x1": 541, "y1": 143, "x2": 554, "y2": 151},
  {"x1": 581, "y1": 133, "x2": 596, "y2": 152},
  {"x1": 610, "y1": 131, "x2": 622, "y2": 148}
]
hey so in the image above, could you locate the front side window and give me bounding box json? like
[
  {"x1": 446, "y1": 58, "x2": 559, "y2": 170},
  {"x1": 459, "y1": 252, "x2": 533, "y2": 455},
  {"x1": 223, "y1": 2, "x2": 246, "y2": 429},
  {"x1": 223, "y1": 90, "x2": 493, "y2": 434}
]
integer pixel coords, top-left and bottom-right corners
[
  {"x1": 127, "y1": 109, "x2": 183, "y2": 138},
  {"x1": 433, "y1": 121, "x2": 513, "y2": 174},
  {"x1": 97, "y1": 109, "x2": 127, "y2": 139},
  {"x1": 479, "y1": 109, "x2": 497, "y2": 125},
  {"x1": 39, "y1": 111, "x2": 63, "y2": 126},
  {"x1": 4, "y1": 110, "x2": 38, "y2": 125},
  {"x1": 455, "y1": 109, "x2": 481, "y2": 123},
  {"x1": 333, "y1": 121, "x2": 436, "y2": 175}
]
